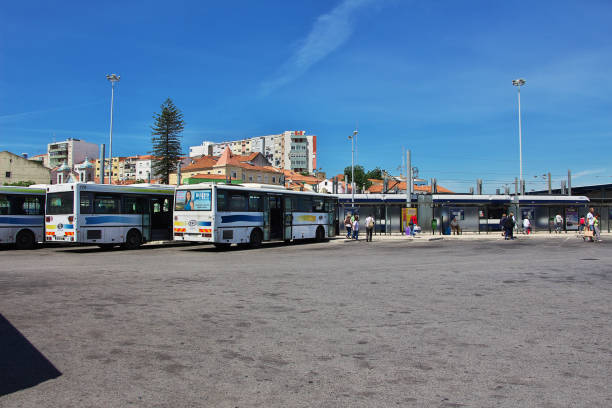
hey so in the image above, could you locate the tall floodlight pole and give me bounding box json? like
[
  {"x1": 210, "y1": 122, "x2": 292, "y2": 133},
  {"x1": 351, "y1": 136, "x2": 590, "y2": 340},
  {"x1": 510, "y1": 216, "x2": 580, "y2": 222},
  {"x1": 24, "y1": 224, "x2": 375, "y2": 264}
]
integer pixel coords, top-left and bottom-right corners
[
  {"x1": 106, "y1": 74, "x2": 120, "y2": 183},
  {"x1": 348, "y1": 129, "x2": 358, "y2": 207},
  {"x1": 512, "y1": 78, "x2": 525, "y2": 191}
]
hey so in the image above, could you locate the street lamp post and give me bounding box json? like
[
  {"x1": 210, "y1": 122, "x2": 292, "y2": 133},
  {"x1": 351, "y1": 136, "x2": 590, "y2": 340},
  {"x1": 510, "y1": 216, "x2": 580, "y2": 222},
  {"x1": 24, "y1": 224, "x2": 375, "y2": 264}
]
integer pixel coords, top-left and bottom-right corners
[
  {"x1": 348, "y1": 129, "x2": 358, "y2": 207},
  {"x1": 106, "y1": 73, "x2": 120, "y2": 183},
  {"x1": 512, "y1": 78, "x2": 525, "y2": 191}
]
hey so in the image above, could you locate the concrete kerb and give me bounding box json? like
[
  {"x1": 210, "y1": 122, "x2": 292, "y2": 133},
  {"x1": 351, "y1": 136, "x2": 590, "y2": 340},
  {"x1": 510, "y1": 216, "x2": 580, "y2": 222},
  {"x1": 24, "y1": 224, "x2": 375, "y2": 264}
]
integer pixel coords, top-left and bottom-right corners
[{"x1": 337, "y1": 231, "x2": 610, "y2": 242}]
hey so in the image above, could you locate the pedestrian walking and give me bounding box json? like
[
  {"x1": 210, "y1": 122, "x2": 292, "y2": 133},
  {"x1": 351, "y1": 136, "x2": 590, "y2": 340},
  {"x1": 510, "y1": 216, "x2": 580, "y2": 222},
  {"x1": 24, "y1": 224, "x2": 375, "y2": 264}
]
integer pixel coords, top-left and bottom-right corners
[
  {"x1": 431, "y1": 218, "x2": 437, "y2": 235},
  {"x1": 352, "y1": 215, "x2": 360, "y2": 240},
  {"x1": 555, "y1": 213, "x2": 563, "y2": 233},
  {"x1": 365, "y1": 214, "x2": 374, "y2": 242},
  {"x1": 523, "y1": 217, "x2": 531, "y2": 234},
  {"x1": 344, "y1": 214, "x2": 352, "y2": 239},
  {"x1": 594, "y1": 213, "x2": 602, "y2": 242},
  {"x1": 450, "y1": 217, "x2": 460, "y2": 235}
]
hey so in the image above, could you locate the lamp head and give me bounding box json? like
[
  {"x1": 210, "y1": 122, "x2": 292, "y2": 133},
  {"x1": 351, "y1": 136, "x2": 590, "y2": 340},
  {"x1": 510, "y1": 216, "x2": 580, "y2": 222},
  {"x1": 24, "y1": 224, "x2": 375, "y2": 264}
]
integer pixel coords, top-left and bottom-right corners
[{"x1": 512, "y1": 78, "x2": 526, "y2": 87}]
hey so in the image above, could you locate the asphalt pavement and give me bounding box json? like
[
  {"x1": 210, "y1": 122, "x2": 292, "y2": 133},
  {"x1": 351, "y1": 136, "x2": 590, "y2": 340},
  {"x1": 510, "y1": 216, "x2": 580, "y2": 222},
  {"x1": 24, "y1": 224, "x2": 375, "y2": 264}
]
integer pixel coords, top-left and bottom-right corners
[{"x1": 1, "y1": 238, "x2": 611, "y2": 407}]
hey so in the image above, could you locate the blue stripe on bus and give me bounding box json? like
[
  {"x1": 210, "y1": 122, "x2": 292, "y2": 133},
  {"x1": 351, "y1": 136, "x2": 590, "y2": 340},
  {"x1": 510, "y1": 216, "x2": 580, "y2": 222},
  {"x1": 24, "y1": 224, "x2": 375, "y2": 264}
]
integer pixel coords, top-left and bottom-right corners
[
  {"x1": 220, "y1": 215, "x2": 263, "y2": 224},
  {"x1": 64, "y1": 224, "x2": 74, "y2": 229},
  {"x1": 0, "y1": 217, "x2": 42, "y2": 225},
  {"x1": 198, "y1": 221, "x2": 212, "y2": 226},
  {"x1": 84, "y1": 216, "x2": 135, "y2": 225}
]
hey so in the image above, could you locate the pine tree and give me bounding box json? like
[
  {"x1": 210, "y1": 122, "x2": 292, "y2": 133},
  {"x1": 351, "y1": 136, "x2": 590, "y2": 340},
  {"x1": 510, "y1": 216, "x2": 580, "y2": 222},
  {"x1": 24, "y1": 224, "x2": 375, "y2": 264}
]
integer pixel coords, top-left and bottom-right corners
[{"x1": 151, "y1": 98, "x2": 184, "y2": 184}]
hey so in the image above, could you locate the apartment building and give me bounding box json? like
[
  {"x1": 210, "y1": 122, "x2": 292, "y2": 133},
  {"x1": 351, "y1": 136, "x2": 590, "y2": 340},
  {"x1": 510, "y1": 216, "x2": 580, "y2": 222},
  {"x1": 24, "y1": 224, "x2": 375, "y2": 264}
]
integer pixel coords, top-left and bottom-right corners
[
  {"x1": 0, "y1": 151, "x2": 51, "y2": 185},
  {"x1": 188, "y1": 130, "x2": 316, "y2": 173},
  {"x1": 47, "y1": 138, "x2": 98, "y2": 169}
]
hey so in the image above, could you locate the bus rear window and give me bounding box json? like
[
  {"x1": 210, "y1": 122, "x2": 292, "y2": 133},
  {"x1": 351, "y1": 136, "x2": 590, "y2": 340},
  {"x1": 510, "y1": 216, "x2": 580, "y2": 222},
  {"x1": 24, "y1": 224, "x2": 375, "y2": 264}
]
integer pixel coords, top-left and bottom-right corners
[
  {"x1": 46, "y1": 192, "x2": 74, "y2": 215},
  {"x1": 175, "y1": 189, "x2": 211, "y2": 211}
]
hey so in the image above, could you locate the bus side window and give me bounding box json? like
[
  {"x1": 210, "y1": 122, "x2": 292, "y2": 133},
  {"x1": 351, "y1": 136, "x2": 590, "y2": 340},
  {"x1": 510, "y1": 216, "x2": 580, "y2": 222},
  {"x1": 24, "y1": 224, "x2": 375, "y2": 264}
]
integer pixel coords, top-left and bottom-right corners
[
  {"x1": 123, "y1": 197, "x2": 140, "y2": 214},
  {"x1": 313, "y1": 197, "x2": 324, "y2": 212},
  {"x1": 163, "y1": 198, "x2": 170, "y2": 213},
  {"x1": 94, "y1": 195, "x2": 121, "y2": 214},
  {"x1": 8, "y1": 196, "x2": 26, "y2": 215},
  {"x1": 217, "y1": 190, "x2": 227, "y2": 211},
  {"x1": 23, "y1": 196, "x2": 43, "y2": 215},
  {"x1": 230, "y1": 193, "x2": 247, "y2": 212},
  {"x1": 248, "y1": 194, "x2": 262, "y2": 212},
  {"x1": 0, "y1": 195, "x2": 9, "y2": 215},
  {"x1": 80, "y1": 193, "x2": 93, "y2": 214},
  {"x1": 297, "y1": 196, "x2": 312, "y2": 212},
  {"x1": 153, "y1": 202, "x2": 161, "y2": 213}
]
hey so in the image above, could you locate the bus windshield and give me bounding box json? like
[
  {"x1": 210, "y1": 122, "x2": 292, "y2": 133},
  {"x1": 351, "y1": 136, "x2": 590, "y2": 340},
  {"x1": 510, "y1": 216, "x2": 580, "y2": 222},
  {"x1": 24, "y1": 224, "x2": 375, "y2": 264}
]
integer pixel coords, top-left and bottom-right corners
[
  {"x1": 175, "y1": 189, "x2": 211, "y2": 211},
  {"x1": 46, "y1": 192, "x2": 74, "y2": 214}
]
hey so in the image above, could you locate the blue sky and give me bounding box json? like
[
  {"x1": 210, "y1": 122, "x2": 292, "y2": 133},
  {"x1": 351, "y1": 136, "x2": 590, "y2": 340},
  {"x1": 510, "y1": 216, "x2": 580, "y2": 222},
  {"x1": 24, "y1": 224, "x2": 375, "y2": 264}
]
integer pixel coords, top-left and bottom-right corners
[{"x1": 1, "y1": 0, "x2": 611, "y2": 193}]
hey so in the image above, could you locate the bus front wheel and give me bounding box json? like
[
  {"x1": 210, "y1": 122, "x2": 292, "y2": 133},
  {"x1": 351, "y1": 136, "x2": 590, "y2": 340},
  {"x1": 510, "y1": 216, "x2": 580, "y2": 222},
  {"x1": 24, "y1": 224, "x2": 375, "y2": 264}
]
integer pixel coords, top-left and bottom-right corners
[
  {"x1": 15, "y1": 230, "x2": 36, "y2": 250},
  {"x1": 249, "y1": 229, "x2": 263, "y2": 248},
  {"x1": 122, "y1": 229, "x2": 143, "y2": 250},
  {"x1": 315, "y1": 226, "x2": 326, "y2": 242}
]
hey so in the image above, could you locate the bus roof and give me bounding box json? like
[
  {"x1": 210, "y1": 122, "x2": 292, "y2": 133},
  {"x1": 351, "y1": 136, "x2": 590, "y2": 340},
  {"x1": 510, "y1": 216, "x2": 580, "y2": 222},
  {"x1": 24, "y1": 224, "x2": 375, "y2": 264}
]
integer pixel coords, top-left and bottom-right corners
[
  {"x1": 0, "y1": 186, "x2": 46, "y2": 195},
  {"x1": 177, "y1": 182, "x2": 335, "y2": 198},
  {"x1": 46, "y1": 182, "x2": 175, "y2": 195}
]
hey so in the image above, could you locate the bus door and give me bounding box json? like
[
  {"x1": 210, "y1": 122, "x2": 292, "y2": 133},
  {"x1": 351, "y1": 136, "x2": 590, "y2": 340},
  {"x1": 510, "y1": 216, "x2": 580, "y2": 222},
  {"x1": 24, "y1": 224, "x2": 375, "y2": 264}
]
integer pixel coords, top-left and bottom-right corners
[
  {"x1": 263, "y1": 195, "x2": 270, "y2": 241},
  {"x1": 139, "y1": 197, "x2": 151, "y2": 241},
  {"x1": 283, "y1": 196, "x2": 293, "y2": 240},
  {"x1": 327, "y1": 199, "x2": 337, "y2": 237}
]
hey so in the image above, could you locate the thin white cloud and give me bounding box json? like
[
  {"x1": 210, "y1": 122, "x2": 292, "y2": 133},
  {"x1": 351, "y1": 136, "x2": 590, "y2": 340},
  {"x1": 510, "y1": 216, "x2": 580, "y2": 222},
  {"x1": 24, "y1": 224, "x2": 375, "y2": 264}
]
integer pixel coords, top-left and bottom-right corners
[
  {"x1": 0, "y1": 100, "x2": 105, "y2": 124},
  {"x1": 260, "y1": 0, "x2": 376, "y2": 95},
  {"x1": 572, "y1": 168, "x2": 606, "y2": 179}
]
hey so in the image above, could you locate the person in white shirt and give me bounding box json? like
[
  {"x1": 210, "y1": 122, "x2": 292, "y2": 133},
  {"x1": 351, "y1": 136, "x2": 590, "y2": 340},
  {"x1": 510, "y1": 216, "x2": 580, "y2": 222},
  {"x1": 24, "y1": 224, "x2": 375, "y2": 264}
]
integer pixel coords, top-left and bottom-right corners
[
  {"x1": 586, "y1": 208, "x2": 595, "y2": 242},
  {"x1": 555, "y1": 213, "x2": 563, "y2": 233},
  {"x1": 352, "y1": 215, "x2": 360, "y2": 240},
  {"x1": 365, "y1": 214, "x2": 374, "y2": 242},
  {"x1": 523, "y1": 217, "x2": 531, "y2": 234}
]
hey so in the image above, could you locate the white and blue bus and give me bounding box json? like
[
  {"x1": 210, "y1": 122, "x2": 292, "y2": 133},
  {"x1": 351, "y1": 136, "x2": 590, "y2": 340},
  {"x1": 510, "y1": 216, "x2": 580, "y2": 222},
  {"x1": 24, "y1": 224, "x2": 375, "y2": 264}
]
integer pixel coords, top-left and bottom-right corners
[
  {"x1": 0, "y1": 186, "x2": 46, "y2": 249},
  {"x1": 45, "y1": 183, "x2": 175, "y2": 249},
  {"x1": 173, "y1": 183, "x2": 338, "y2": 248}
]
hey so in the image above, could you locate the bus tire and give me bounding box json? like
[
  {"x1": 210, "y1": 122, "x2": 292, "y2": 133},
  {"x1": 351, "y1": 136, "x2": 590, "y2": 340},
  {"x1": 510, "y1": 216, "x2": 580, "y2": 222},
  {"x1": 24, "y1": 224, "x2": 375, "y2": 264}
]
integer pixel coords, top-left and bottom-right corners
[
  {"x1": 15, "y1": 229, "x2": 36, "y2": 250},
  {"x1": 122, "y1": 229, "x2": 142, "y2": 250},
  {"x1": 249, "y1": 228, "x2": 263, "y2": 248},
  {"x1": 214, "y1": 243, "x2": 231, "y2": 249},
  {"x1": 315, "y1": 226, "x2": 326, "y2": 242}
]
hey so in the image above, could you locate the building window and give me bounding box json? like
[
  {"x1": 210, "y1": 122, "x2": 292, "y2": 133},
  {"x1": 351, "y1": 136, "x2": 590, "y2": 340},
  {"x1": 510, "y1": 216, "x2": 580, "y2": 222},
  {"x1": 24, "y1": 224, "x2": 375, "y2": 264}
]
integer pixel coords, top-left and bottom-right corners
[
  {"x1": 272, "y1": 176, "x2": 276, "y2": 183},
  {"x1": 249, "y1": 176, "x2": 253, "y2": 182},
  {"x1": 5, "y1": 172, "x2": 10, "y2": 178}
]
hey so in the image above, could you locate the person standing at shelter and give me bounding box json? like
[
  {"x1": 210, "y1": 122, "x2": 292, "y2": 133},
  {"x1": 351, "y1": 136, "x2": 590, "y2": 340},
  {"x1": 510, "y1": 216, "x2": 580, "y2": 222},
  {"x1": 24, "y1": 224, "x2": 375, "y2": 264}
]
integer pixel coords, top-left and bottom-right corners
[
  {"x1": 500, "y1": 213, "x2": 507, "y2": 238},
  {"x1": 555, "y1": 213, "x2": 563, "y2": 233},
  {"x1": 431, "y1": 218, "x2": 437, "y2": 235},
  {"x1": 587, "y1": 207, "x2": 595, "y2": 242},
  {"x1": 594, "y1": 212, "x2": 602, "y2": 242},
  {"x1": 505, "y1": 212, "x2": 516, "y2": 240},
  {"x1": 579, "y1": 216, "x2": 585, "y2": 233},
  {"x1": 523, "y1": 217, "x2": 531, "y2": 234},
  {"x1": 450, "y1": 217, "x2": 460, "y2": 235},
  {"x1": 352, "y1": 215, "x2": 360, "y2": 240},
  {"x1": 344, "y1": 214, "x2": 352, "y2": 239},
  {"x1": 365, "y1": 214, "x2": 374, "y2": 242}
]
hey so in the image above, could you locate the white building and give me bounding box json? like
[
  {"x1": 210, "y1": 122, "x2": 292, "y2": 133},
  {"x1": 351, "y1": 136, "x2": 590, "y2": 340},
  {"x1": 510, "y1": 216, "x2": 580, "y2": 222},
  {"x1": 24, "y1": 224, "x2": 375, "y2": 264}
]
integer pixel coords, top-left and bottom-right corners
[
  {"x1": 188, "y1": 130, "x2": 316, "y2": 173},
  {"x1": 47, "y1": 138, "x2": 98, "y2": 169}
]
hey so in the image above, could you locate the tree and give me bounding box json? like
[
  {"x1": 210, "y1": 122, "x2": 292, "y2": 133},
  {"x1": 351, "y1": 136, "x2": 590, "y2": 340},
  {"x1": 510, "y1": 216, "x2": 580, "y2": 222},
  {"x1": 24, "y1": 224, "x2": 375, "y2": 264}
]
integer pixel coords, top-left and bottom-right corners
[
  {"x1": 151, "y1": 98, "x2": 185, "y2": 184},
  {"x1": 365, "y1": 167, "x2": 383, "y2": 180},
  {"x1": 344, "y1": 165, "x2": 372, "y2": 191}
]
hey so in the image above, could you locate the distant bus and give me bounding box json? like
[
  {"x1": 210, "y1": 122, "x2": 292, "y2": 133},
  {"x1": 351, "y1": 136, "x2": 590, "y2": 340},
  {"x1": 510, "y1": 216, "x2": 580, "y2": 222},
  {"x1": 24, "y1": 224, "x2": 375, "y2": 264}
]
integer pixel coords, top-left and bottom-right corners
[
  {"x1": 45, "y1": 183, "x2": 174, "y2": 249},
  {"x1": 173, "y1": 183, "x2": 338, "y2": 248},
  {"x1": 0, "y1": 186, "x2": 46, "y2": 249}
]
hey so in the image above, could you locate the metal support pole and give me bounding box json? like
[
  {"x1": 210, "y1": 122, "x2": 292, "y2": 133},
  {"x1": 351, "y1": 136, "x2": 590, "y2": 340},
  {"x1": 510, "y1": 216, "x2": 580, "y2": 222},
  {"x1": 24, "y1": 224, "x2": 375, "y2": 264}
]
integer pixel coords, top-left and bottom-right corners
[
  {"x1": 548, "y1": 172, "x2": 552, "y2": 194},
  {"x1": 568, "y1": 169, "x2": 572, "y2": 196},
  {"x1": 99, "y1": 144, "x2": 105, "y2": 184},
  {"x1": 517, "y1": 86, "x2": 523, "y2": 188},
  {"x1": 406, "y1": 149, "x2": 411, "y2": 209}
]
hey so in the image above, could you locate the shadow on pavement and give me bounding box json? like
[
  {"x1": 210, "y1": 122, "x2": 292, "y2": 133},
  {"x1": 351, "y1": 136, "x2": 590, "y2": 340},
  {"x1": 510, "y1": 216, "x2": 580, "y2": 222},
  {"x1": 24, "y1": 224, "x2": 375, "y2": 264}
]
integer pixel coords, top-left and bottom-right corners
[
  {"x1": 182, "y1": 239, "x2": 323, "y2": 252},
  {"x1": 0, "y1": 314, "x2": 62, "y2": 396},
  {"x1": 53, "y1": 242, "x2": 200, "y2": 254}
]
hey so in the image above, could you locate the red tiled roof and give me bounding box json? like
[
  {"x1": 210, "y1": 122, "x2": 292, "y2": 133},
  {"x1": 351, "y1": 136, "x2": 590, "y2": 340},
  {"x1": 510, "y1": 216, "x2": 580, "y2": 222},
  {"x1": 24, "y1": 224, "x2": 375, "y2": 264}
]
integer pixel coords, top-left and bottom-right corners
[
  {"x1": 367, "y1": 181, "x2": 453, "y2": 194},
  {"x1": 190, "y1": 174, "x2": 228, "y2": 180}
]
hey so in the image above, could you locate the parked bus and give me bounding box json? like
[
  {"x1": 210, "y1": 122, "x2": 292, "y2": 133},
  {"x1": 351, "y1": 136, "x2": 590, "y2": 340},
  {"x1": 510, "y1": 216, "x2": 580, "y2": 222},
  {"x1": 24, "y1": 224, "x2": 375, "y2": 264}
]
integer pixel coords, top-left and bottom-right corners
[
  {"x1": 0, "y1": 186, "x2": 46, "y2": 249},
  {"x1": 173, "y1": 183, "x2": 338, "y2": 248},
  {"x1": 45, "y1": 183, "x2": 174, "y2": 249}
]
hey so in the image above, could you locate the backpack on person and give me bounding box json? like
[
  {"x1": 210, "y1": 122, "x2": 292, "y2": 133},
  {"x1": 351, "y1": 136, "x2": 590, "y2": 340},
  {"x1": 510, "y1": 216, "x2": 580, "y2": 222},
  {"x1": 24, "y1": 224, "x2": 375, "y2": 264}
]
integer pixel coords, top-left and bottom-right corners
[{"x1": 367, "y1": 218, "x2": 374, "y2": 229}]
